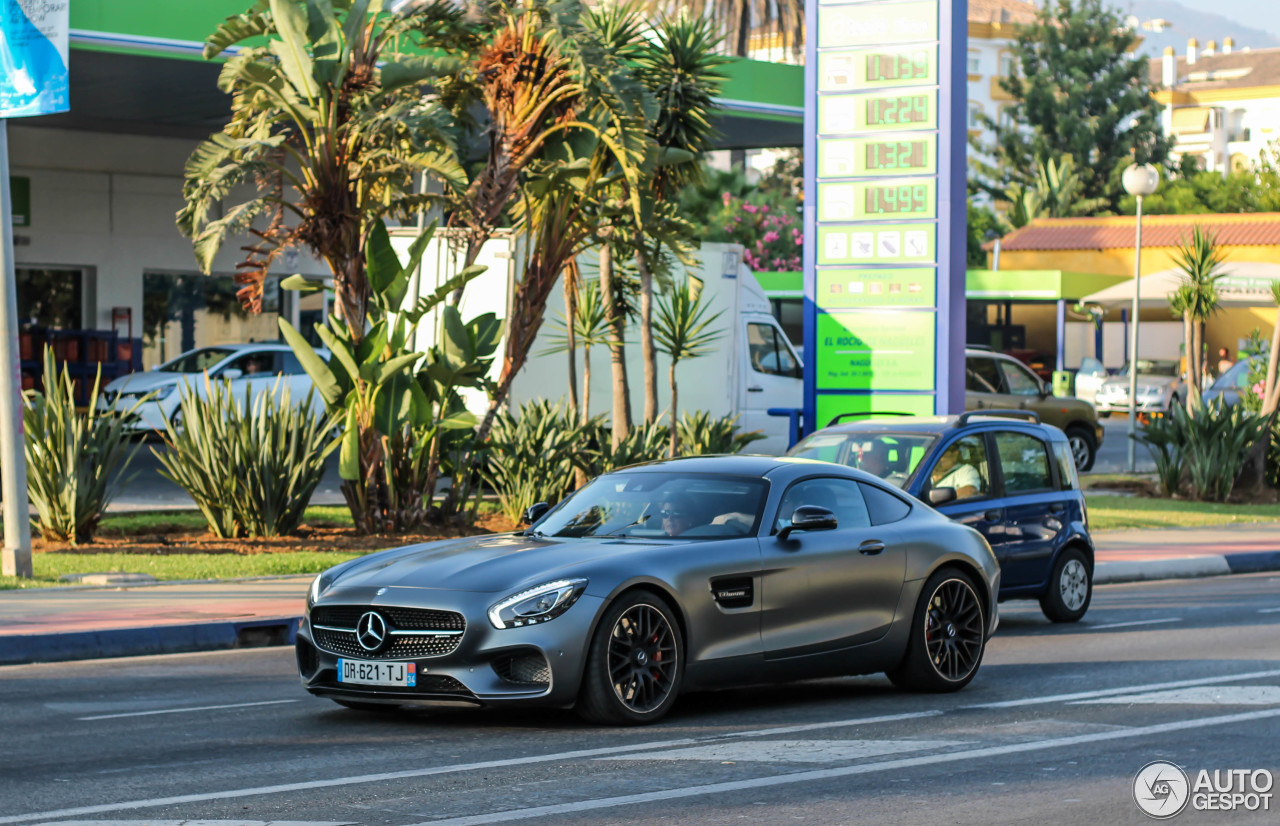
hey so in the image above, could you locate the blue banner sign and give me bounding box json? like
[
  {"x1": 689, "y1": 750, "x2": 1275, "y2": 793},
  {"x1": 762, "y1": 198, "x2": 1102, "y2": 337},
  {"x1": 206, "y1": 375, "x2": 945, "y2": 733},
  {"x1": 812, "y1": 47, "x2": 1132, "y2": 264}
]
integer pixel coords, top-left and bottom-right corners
[{"x1": 0, "y1": 0, "x2": 69, "y2": 118}]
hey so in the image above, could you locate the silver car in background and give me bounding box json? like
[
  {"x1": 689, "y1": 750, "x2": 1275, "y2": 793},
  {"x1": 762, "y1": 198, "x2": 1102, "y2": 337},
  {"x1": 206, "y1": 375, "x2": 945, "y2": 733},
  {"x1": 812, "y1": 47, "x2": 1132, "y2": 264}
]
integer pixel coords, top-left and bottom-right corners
[
  {"x1": 99, "y1": 343, "x2": 329, "y2": 432},
  {"x1": 1093, "y1": 359, "x2": 1185, "y2": 417}
]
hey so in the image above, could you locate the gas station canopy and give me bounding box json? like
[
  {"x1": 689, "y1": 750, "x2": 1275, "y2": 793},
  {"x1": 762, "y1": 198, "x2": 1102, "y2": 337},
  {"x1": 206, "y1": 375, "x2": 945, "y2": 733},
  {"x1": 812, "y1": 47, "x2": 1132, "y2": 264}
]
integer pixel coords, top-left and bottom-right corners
[{"x1": 1079, "y1": 262, "x2": 1280, "y2": 308}]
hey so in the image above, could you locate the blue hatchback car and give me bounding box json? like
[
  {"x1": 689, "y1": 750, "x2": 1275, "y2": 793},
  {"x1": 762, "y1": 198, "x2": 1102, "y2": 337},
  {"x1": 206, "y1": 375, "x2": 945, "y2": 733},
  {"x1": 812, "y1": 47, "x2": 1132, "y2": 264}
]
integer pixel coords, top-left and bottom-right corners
[{"x1": 786, "y1": 411, "x2": 1093, "y2": 622}]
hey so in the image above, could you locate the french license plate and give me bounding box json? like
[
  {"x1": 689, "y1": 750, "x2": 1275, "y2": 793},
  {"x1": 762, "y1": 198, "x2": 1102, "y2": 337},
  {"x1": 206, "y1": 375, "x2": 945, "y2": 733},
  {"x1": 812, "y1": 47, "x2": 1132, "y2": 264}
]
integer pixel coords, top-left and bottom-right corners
[{"x1": 337, "y1": 659, "x2": 417, "y2": 687}]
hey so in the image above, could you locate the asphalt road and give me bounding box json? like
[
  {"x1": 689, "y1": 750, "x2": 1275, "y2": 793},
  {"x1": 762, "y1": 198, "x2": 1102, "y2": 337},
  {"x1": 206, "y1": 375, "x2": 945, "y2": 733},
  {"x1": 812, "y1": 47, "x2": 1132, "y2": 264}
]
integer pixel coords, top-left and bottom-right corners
[
  {"x1": 1091, "y1": 417, "x2": 1157, "y2": 475},
  {"x1": 3, "y1": 574, "x2": 1279, "y2": 825}
]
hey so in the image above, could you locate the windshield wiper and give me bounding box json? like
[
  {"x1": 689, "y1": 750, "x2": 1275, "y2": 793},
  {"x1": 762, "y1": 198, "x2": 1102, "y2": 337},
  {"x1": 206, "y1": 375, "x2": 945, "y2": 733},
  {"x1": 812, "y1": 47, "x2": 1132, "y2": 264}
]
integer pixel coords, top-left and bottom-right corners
[{"x1": 598, "y1": 513, "x2": 652, "y2": 537}]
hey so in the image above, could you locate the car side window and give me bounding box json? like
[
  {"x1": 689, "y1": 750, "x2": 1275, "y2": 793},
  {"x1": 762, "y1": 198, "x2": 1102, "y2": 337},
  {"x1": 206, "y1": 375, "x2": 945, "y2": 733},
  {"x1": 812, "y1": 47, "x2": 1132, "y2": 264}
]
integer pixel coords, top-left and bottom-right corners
[
  {"x1": 1053, "y1": 440, "x2": 1079, "y2": 490},
  {"x1": 748, "y1": 322, "x2": 799, "y2": 378},
  {"x1": 1000, "y1": 359, "x2": 1042, "y2": 396},
  {"x1": 773, "y1": 478, "x2": 871, "y2": 534},
  {"x1": 859, "y1": 482, "x2": 912, "y2": 525},
  {"x1": 966, "y1": 357, "x2": 1004, "y2": 393},
  {"x1": 281, "y1": 352, "x2": 307, "y2": 375},
  {"x1": 926, "y1": 435, "x2": 991, "y2": 502},
  {"x1": 223, "y1": 352, "x2": 273, "y2": 378},
  {"x1": 994, "y1": 431, "x2": 1054, "y2": 493}
]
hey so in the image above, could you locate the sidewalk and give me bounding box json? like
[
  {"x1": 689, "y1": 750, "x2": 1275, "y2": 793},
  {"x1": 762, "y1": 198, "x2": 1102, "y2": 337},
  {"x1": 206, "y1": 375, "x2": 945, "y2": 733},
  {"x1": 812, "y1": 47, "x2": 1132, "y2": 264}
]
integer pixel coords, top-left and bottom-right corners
[{"x1": 2, "y1": 525, "x2": 1278, "y2": 666}]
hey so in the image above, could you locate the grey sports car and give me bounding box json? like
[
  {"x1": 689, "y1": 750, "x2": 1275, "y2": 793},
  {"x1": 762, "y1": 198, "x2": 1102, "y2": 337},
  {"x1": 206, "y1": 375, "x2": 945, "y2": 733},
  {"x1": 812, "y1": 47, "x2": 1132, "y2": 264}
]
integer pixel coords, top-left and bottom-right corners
[{"x1": 296, "y1": 455, "x2": 1001, "y2": 725}]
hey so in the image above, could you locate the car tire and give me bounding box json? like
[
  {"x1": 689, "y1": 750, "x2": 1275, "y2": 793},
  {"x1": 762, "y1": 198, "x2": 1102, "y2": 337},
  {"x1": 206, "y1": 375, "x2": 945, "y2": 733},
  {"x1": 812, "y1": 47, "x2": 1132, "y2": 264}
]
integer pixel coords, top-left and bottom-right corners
[
  {"x1": 1065, "y1": 425, "x2": 1097, "y2": 472},
  {"x1": 887, "y1": 568, "x2": 986, "y2": 693},
  {"x1": 577, "y1": 590, "x2": 683, "y2": 726},
  {"x1": 1039, "y1": 547, "x2": 1092, "y2": 623}
]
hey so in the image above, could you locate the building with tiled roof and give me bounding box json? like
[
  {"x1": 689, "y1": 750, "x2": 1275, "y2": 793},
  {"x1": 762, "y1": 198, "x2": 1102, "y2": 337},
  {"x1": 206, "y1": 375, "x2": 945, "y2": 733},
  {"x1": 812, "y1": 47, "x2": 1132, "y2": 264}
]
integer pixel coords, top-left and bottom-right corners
[{"x1": 1150, "y1": 40, "x2": 1280, "y2": 172}]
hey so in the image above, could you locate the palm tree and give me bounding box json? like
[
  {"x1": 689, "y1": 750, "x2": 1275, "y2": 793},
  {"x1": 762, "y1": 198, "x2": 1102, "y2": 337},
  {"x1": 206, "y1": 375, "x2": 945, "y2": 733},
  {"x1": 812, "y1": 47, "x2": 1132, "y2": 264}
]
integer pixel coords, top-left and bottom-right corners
[
  {"x1": 541, "y1": 277, "x2": 609, "y2": 422},
  {"x1": 1263, "y1": 281, "x2": 1280, "y2": 416},
  {"x1": 1169, "y1": 226, "x2": 1226, "y2": 410},
  {"x1": 654, "y1": 277, "x2": 724, "y2": 455},
  {"x1": 632, "y1": 12, "x2": 729, "y2": 425},
  {"x1": 654, "y1": 0, "x2": 804, "y2": 61},
  {"x1": 177, "y1": 0, "x2": 474, "y2": 342}
]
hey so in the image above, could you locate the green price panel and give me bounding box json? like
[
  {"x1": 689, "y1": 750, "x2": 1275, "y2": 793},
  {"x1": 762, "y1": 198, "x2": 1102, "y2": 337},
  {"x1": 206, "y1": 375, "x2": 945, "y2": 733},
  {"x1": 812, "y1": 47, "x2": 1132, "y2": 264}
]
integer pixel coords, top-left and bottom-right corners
[
  {"x1": 817, "y1": 134, "x2": 937, "y2": 178},
  {"x1": 816, "y1": 394, "x2": 935, "y2": 427},
  {"x1": 818, "y1": 90, "x2": 937, "y2": 135},
  {"x1": 818, "y1": 179, "x2": 937, "y2": 222},
  {"x1": 816, "y1": 268, "x2": 937, "y2": 309},
  {"x1": 818, "y1": 0, "x2": 939, "y2": 49},
  {"x1": 818, "y1": 46, "x2": 937, "y2": 92},
  {"x1": 815, "y1": 311, "x2": 936, "y2": 391},
  {"x1": 817, "y1": 222, "x2": 936, "y2": 265}
]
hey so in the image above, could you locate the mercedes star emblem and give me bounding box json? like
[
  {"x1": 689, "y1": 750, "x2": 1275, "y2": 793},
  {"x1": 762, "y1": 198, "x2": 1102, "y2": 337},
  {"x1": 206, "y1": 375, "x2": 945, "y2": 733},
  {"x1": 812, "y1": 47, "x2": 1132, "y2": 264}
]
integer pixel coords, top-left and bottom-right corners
[{"x1": 356, "y1": 611, "x2": 388, "y2": 652}]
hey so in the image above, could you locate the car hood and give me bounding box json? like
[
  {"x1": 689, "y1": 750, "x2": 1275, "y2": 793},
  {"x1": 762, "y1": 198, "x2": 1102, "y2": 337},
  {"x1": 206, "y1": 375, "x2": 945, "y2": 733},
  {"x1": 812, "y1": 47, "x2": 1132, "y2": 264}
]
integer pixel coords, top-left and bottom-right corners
[
  {"x1": 1100, "y1": 375, "x2": 1177, "y2": 390},
  {"x1": 102, "y1": 371, "x2": 185, "y2": 394},
  {"x1": 324, "y1": 532, "x2": 667, "y2": 595}
]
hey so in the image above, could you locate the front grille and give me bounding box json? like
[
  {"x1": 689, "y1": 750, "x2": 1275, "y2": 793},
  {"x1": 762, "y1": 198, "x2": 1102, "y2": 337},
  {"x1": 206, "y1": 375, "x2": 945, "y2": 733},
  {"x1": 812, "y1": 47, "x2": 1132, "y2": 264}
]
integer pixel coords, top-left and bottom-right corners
[
  {"x1": 492, "y1": 652, "x2": 551, "y2": 687},
  {"x1": 312, "y1": 605, "x2": 465, "y2": 632},
  {"x1": 311, "y1": 604, "x2": 465, "y2": 660},
  {"x1": 416, "y1": 675, "x2": 470, "y2": 694}
]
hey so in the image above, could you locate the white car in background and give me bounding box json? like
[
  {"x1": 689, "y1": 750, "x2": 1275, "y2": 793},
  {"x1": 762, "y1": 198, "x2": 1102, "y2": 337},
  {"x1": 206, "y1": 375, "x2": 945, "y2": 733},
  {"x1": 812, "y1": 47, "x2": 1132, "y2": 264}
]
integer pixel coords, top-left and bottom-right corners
[{"x1": 99, "y1": 343, "x2": 330, "y2": 432}]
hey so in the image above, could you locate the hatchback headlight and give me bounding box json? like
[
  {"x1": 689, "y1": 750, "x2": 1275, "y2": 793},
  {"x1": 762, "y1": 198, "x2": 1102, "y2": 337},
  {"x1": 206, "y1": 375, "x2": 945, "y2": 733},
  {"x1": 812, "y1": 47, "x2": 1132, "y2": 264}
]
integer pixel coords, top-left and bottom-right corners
[{"x1": 488, "y1": 579, "x2": 587, "y2": 629}]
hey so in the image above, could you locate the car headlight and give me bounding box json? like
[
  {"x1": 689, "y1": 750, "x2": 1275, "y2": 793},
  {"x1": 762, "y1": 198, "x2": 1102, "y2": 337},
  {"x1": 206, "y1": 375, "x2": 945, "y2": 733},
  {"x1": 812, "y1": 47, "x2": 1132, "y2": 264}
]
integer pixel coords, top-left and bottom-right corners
[
  {"x1": 308, "y1": 570, "x2": 336, "y2": 608},
  {"x1": 488, "y1": 579, "x2": 587, "y2": 629},
  {"x1": 156, "y1": 384, "x2": 178, "y2": 401}
]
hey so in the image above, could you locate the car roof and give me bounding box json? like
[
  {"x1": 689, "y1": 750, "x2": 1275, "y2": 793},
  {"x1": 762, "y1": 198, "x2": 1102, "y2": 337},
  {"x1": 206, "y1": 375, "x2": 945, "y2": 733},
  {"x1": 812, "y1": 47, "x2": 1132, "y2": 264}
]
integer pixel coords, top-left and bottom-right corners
[
  {"x1": 805, "y1": 414, "x2": 1062, "y2": 439},
  {"x1": 613, "y1": 454, "x2": 848, "y2": 478},
  {"x1": 189, "y1": 343, "x2": 331, "y2": 355}
]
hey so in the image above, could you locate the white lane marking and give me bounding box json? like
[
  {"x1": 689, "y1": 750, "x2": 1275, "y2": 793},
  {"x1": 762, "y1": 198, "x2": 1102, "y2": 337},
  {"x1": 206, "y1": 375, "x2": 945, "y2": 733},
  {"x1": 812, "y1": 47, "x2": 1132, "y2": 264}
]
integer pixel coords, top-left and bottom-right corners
[
  {"x1": 1075, "y1": 686, "x2": 1280, "y2": 706},
  {"x1": 1258, "y1": 607, "x2": 1280, "y2": 614},
  {"x1": 0, "y1": 711, "x2": 938, "y2": 825},
  {"x1": 968, "y1": 667, "x2": 1280, "y2": 709},
  {"x1": 402, "y1": 707, "x2": 1280, "y2": 826},
  {"x1": 1088, "y1": 618, "x2": 1180, "y2": 630},
  {"x1": 602, "y1": 739, "x2": 966, "y2": 763},
  {"x1": 77, "y1": 700, "x2": 298, "y2": 721}
]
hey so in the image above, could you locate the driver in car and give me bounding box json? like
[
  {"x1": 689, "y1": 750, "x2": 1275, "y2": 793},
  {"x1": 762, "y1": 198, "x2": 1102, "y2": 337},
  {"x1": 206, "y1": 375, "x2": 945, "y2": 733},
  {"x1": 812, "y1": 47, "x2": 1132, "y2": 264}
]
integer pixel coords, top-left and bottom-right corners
[
  {"x1": 930, "y1": 445, "x2": 981, "y2": 501},
  {"x1": 660, "y1": 503, "x2": 696, "y2": 537}
]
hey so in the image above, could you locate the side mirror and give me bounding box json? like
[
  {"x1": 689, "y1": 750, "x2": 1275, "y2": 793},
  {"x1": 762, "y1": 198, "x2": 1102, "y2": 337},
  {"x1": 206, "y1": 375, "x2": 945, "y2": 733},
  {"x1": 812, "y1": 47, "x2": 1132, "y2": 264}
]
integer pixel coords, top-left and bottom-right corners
[
  {"x1": 928, "y1": 487, "x2": 957, "y2": 506},
  {"x1": 221, "y1": 368, "x2": 243, "y2": 380},
  {"x1": 778, "y1": 505, "x2": 838, "y2": 540},
  {"x1": 522, "y1": 502, "x2": 550, "y2": 526}
]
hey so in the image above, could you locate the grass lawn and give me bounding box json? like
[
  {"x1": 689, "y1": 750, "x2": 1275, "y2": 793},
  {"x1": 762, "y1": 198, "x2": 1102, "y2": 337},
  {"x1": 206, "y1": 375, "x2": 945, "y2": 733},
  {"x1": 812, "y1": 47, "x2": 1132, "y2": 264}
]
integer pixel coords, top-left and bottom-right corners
[
  {"x1": 1086, "y1": 494, "x2": 1280, "y2": 530},
  {"x1": 0, "y1": 551, "x2": 360, "y2": 590}
]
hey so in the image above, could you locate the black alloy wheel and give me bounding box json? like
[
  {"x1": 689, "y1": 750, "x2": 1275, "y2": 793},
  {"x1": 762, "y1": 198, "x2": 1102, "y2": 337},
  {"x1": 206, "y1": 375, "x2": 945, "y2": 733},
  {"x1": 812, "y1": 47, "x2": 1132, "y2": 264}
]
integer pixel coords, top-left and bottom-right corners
[
  {"x1": 888, "y1": 569, "x2": 986, "y2": 692},
  {"x1": 577, "y1": 591, "x2": 683, "y2": 725}
]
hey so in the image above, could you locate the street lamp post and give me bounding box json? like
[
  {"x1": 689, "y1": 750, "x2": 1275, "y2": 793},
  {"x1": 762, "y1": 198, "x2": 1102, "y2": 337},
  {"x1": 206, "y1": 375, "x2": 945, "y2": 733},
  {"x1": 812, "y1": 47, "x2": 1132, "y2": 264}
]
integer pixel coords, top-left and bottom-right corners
[{"x1": 1121, "y1": 163, "x2": 1160, "y2": 473}]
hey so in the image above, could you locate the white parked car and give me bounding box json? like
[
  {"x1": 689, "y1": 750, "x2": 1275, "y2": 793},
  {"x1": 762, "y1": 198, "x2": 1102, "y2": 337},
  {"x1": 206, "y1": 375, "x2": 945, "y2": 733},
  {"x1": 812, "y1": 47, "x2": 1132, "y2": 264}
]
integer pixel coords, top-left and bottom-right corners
[
  {"x1": 99, "y1": 343, "x2": 330, "y2": 432},
  {"x1": 1092, "y1": 359, "x2": 1185, "y2": 417}
]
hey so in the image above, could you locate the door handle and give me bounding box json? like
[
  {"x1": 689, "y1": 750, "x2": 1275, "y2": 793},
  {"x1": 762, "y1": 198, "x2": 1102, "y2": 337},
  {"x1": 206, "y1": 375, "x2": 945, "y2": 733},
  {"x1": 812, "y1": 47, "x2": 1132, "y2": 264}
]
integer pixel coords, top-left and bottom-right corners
[
  {"x1": 983, "y1": 510, "x2": 1002, "y2": 522},
  {"x1": 858, "y1": 540, "x2": 886, "y2": 555},
  {"x1": 747, "y1": 386, "x2": 763, "y2": 392}
]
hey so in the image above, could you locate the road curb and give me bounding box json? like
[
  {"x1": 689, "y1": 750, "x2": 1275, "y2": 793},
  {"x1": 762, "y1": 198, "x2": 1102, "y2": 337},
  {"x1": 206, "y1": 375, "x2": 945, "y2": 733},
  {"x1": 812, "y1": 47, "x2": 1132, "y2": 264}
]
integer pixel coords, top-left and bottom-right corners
[
  {"x1": 1096, "y1": 552, "x2": 1280, "y2": 585},
  {"x1": 0, "y1": 616, "x2": 301, "y2": 666}
]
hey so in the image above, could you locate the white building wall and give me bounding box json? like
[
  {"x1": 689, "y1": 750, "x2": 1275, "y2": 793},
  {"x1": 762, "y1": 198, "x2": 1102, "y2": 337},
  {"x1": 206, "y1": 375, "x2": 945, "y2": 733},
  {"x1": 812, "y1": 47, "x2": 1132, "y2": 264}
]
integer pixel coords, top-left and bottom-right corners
[{"x1": 7, "y1": 124, "x2": 331, "y2": 337}]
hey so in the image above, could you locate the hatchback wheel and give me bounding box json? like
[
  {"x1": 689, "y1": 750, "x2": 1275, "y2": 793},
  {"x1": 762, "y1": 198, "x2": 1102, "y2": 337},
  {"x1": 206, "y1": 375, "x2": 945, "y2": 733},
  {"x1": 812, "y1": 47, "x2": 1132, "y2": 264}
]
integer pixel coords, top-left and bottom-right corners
[
  {"x1": 1040, "y1": 547, "x2": 1092, "y2": 623},
  {"x1": 577, "y1": 591, "x2": 683, "y2": 725},
  {"x1": 888, "y1": 569, "x2": 986, "y2": 692}
]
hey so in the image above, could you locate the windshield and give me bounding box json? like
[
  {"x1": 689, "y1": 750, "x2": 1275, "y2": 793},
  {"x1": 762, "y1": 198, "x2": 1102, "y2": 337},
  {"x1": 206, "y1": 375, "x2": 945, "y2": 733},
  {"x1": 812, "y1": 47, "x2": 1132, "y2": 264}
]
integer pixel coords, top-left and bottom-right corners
[
  {"x1": 1212, "y1": 357, "x2": 1258, "y2": 390},
  {"x1": 158, "y1": 347, "x2": 236, "y2": 374},
  {"x1": 787, "y1": 432, "x2": 937, "y2": 489},
  {"x1": 1120, "y1": 359, "x2": 1180, "y2": 378},
  {"x1": 532, "y1": 472, "x2": 768, "y2": 539}
]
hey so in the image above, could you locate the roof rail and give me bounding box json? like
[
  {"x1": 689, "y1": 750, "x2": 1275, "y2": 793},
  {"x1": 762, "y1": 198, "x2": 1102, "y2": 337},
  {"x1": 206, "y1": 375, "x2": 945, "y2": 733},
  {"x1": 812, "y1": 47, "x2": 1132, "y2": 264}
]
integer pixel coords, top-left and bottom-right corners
[
  {"x1": 827, "y1": 411, "x2": 915, "y2": 427},
  {"x1": 966, "y1": 344, "x2": 995, "y2": 351},
  {"x1": 957, "y1": 409, "x2": 1041, "y2": 426}
]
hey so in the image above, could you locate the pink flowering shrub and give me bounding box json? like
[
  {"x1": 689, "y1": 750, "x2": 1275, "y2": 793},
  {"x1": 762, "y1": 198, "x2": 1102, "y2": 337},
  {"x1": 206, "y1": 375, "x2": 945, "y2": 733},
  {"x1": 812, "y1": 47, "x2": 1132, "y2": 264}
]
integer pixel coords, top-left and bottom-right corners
[{"x1": 702, "y1": 192, "x2": 802, "y2": 272}]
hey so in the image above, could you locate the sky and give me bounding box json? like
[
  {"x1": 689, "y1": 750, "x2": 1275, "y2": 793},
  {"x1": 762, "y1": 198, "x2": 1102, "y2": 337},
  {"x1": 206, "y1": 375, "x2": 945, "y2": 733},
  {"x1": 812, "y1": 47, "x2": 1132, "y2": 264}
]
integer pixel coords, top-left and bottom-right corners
[{"x1": 1134, "y1": 0, "x2": 1280, "y2": 40}]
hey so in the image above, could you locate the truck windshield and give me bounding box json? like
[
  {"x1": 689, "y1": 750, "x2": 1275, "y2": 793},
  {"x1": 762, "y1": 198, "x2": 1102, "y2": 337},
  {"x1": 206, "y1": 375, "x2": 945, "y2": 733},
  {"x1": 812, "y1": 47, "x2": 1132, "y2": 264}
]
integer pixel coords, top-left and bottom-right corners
[
  {"x1": 532, "y1": 472, "x2": 768, "y2": 539},
  {"x1": 787, "y1": 432, "x2": 937, "y2": 489}
]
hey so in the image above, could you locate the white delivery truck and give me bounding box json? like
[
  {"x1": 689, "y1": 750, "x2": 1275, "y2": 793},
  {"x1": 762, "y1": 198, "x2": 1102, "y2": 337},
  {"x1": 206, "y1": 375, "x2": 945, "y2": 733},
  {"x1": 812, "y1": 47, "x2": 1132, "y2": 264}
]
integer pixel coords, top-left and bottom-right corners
[{"x1": 390, "y1": 228, "x2": 803, "y2": 454}]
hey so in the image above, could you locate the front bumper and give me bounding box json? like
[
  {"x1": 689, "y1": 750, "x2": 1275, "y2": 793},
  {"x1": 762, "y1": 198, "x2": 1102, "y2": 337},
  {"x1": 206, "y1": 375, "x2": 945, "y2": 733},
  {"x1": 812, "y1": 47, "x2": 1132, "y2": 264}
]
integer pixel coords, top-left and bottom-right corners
[
  {"x1": 297, "y1": 584, "x2": 604, "y2": 709},
  {"x1": 1094, "y1": 396, "x2": 1168, "y2": 414}
]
